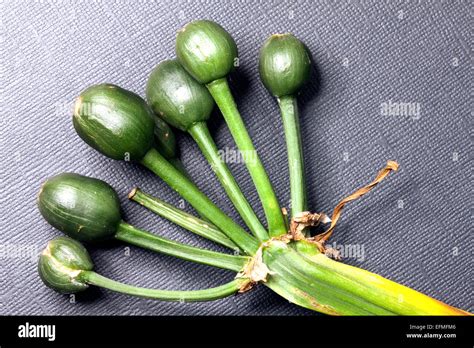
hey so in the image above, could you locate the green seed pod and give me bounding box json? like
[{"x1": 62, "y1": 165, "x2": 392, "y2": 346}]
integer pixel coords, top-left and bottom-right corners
[
  {"x1": 38, "y1": 173, "x2": 122, "y2": 242},
  {"x1": 259, "y1": 34, "x2": 311, "y2": 97},
  {"x1": 176, "y1": 20, "x2": 238, "y2": 84},
  {"x1": 146, "y1": 60, "x2": 214, "y2": 131},
  {"x1": 153, "y1": 115, "x2": 177, "y2": 159},
  {"x1": 73, "y1": 84, "x2": 155, "y2": 161},
  {"x1": 38, "y1": 237, "x2": 93, "y2": 294}
]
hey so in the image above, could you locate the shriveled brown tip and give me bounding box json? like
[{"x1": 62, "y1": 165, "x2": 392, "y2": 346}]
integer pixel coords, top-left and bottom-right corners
[
  {"x1": 73, "y1": 96, "x2": 82, "y2": 117},
  {"x1": 128, "y1": 187, "x2": 139, "y2": 200},
  {"x1": 37, "y1": 179, "x2": 47, "y2": 203},
  {"x1": 42, "y1": 242, "x2": 52, "y2": 257},
  {"x1": 271, "y1": 33, "x2": 293, "y2": 39},
  {"x1": 177, "y1": 24, "x2": 188, "y2": 36},
  {"x1": 387, "y1": 160, "x2": 399, "y2": 171}
]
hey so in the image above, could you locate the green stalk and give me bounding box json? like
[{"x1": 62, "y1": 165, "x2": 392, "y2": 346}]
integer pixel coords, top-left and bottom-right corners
[
  {"x1": 115, "y1": 222, "x2": 248, "y2": 272},
  {"x1": 264, "y1": 242, "x2": 392, "y2": 315},
  {"x1": 129, "y1": 188, "x2": 237, "y2": 250},
  {"x1": 296, "y1": 246, "x2": 467, "y2": 315},
  {"x1": 81, "y1": 271, "x2": 245, "y2": 301},
  {"x1": 167, "y1": 157, "x2": 189, "y2": 178},
  {"x1": 188, "y1": 122, "x2": 269, "y2": 241},
  {"x1": 166, "y1": 157, "x2": 212, "y2": 224},
  {"x1": 140, "y1": 148, "x2": 259, "y2": 255},
  {"x1": 264, "y1": 241, "x2": 469, "y2": 315},
  {"x1": 278, "y1": 95, "x2": 306, "y2": 217},
  {"x1": 206, "y1": 78, "x2": 287, "y2": 236},
  {"x1": 265, "y1": 268, "x2": 381, "y2": 315}
]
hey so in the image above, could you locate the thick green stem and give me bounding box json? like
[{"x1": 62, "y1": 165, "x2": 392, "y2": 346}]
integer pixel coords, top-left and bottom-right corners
[
  {"x1": 116, "y1": 222, "x2": 248, "y2": 272},
  {"x1": 278, "y1": 95, "x2": 306, "y2": 218},
  {"x1": 264, "y1": 241, "x2": 469, "y2": 315},
  {"x1": 188, "y1": 122, "x2": 269, "y2": 241},
  {"x1": 206, "y1": 78, "x2": 287, "y2": 236},
  {"x1": 167, "y1": 157, "x2": 189, "y2": 178},
  {"x1": 140, "y1": 148, "x2": 259, "y2": 255},
  {"x1": 264, "y1": 242, "x2": 393, "y2": 315},
  {"x1": 166, "y1": 157, "x2": 211, "y2": 224},
  {"x1": 129, "y1": 188, "x2": 237, "y2": 250},
  {"x1": 296, "y1": 245, "x2": 468, "y2": 315},
  {"x1": 81, "y1": 271, "x2": 245, "y2": 301}
]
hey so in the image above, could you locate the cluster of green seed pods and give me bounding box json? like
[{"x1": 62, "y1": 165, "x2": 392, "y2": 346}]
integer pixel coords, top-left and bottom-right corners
[
  {"x1": 38, "y1": 20, "x2": 312, "y2": 299},
  {"x1": 35, "y1": 19, "x2": 468, "y2": 318}
]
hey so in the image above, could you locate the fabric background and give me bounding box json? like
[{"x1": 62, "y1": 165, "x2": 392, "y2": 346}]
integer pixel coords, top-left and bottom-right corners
[{"x1": 1, "y1": 0, "x2": 472, "y2": 315}]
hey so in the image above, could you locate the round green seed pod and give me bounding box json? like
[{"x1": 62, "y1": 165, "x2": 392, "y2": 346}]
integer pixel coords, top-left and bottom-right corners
[
  {"x1": 146, "y1": 60, "x2": 214, "y2": 131},
  {"x1": 153, "y1": 115, "x2": 177, "y2": 159},
  {"x1": 259, "y1": 34, "x2": 311, "y2": 97},
  {"x1": 38, "y1": 173, "x2": 122, "y2": 242},
  {"x1": 38, "y1": 237, "x2": 93, "y2": 294},
  {"x1": 73, "y1": 84, "x2": 155, "y2": 161},
  {"x1": 176, "y1": 20, "x2": 238, "y2": 84}
]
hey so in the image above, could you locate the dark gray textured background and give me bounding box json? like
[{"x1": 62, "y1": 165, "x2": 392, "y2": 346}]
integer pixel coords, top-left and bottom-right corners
[{"x1": 1, "y1": 0, "x2": 472, "y2": 315}]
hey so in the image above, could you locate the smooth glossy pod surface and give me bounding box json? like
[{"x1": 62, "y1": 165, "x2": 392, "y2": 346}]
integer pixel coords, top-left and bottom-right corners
[
  {"x1": 38, "y1": 173, "x2": 122, "y2": 242},
  {"x1": 153, "y1": 115, "x2": 177, "y2": 159},
  {"x1": 146, "y1": 60, "x2": 214, "y2": 131},
  {"x1": 176, "y1": 20, "x2": 238, "y2": 84},
  {"x1": 259, "y1": 34, "x2": 311, "y2": 97},
  {"x1": 38, "y1": 237, "x2": 93, "y2": 293},
  {"x1": 73, "y1": 84, "x2": 155, "y2": 161}
]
